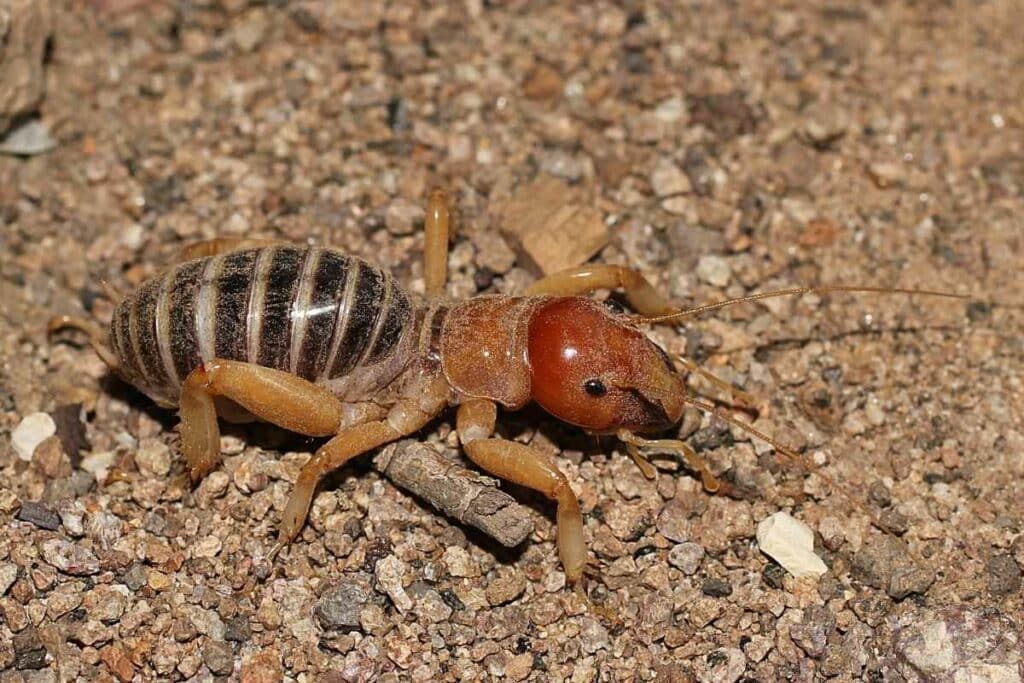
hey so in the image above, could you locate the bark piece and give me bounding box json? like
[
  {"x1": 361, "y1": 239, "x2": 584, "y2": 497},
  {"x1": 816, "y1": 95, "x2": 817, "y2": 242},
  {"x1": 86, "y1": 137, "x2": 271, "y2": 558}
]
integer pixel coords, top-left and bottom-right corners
[
  {"x1": 374, "y1": 440, "x2": 534, "y2": 547},
  {"x1": 498, "y1": 175, "x2": 610, "y2": 275}
]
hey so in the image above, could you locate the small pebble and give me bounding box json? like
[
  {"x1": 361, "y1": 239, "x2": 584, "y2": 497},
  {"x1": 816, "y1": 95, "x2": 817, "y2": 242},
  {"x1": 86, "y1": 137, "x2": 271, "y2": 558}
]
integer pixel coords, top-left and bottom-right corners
[
  {"x1": 504, "y1": 652, "x2": 534, "y2": 681},
  {"x1": 0, "y1": 119, "x2": 56, "y2": 156},
  {"x1": 485, "y1": 571, "x2": 527, "y2": 606},
  {"x1": 756, "y1": 512, "x2": 828, "y2": 579},
  {"x1": 40, "y1": 539, "x2": 100, "y2": 576},
  {"x1": 100, "y1": 644, "x2": 135, "y2": 682},
  {"x1": 818, "y1": 517, "x2": 846, "y2": 551},
  {"x1": 192, "y1": 535, "x2": 222, "y2": 559},
  {"x1": 57, "y1": 499, "x2": 86, "y2": 537},
  {"x1": 702, "y1": 578, "x2": 733, "y2": 597},
  {"x1": 12, "y1": 413, "x2": 57, "y2": 461},
  {"x1": 384, "y1": 198, "x2": 424, "y2": 236},
  {"x1": 316, "y1": 582, "x2": 367, "y2": 630},
  {"x1": 868, "y1": 161, "x2": 906, "y2": 187},
  {"x1": 84, "y1": 585, "x2": 128, "y2": 623},
  {"x1": 203, "y1": 640, "x2": 235, "y2": 676},
  {"x1": 135, "y1": 438, "x2": 171, "y2": 477},
  {"x1": 147, "y1": 570, "x2": 172, "y2": 591},
  {"x1": 801, "y1": 103, "x2": 849, "y2": 146},
  {"x1": 13, "y1": 629, "x2": 47, "y2": 670},
  {"x1": 650, "y1": 159, "x2": 691, "y2": 197},
  {"x1": 375, "y1": 555, "x2": 413, "y2": 612},
  {"x1": 656, "y1": 501, "x2": 690, "y2": 543},
  {"x1": 413, "y1": 588, "x2": 453, "y2": 624},
  {"x1": 0, "y1": 563, "x2": 19, "y2": 596},
  {"x1": 224, "y1": 615, "x2": 251, "y2": 642},
  {"x1": 986, "y1": 554, "x2": 1021, "y2": 596},
  {"x1": 700, "y1": 647, "x2": 745, "y2": 683},
  {"x1": 442, "y1": 545, "x2": 481, "y2": 578},
  {"x1": 695, "y1": 255, "x2": 732, "y2": 287},
  {"x1": 16, "y1": 501, "x2": 61, "y2": 530},
  {"x1": 853, "y1": 534, "x2": 935, "y2": 599},
  {"x1": 80, "y1": 451, "x2": 117, "y2": 482},
  {"x1": 668, "y1": 542, "x2": 705, "y2": 575},
  {"x1": 790, "y1": 605, "x2": 836, "y2": 658}
]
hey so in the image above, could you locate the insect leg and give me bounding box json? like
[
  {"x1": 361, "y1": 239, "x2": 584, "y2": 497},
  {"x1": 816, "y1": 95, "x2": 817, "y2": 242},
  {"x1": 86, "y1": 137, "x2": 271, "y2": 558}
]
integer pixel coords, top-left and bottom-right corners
[
  {"x1": 522, "y1": 264, "x2": 674, "y2": 315},
  {"x1": 457, "y1": 399, "x2": 587, "y2": 583},
  {"x1": 618, "y1": 429, "x2": 720, "y2": 493},
  {"x1": 423, "y1": 188, "x2": 450, "y2": 297},
  {"x1": 47, "y1": 315, "x2": 120, "y2": 369},
  {"x1": 178, "y1": 360, "x2": 344, "y2": 481},
  {"x1": 178, "y1": 238, "x2": 283, "y2": 262},
  {"x1": 272, "y1": 372, "x2": 450, "y2": 556}
]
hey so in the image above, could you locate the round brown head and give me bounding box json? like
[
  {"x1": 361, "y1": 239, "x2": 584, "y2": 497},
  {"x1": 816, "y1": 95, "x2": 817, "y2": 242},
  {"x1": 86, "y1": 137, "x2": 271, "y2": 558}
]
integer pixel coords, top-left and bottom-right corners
[{"x1": 527, "y1": 298, "x2": 685, "y2": 433}]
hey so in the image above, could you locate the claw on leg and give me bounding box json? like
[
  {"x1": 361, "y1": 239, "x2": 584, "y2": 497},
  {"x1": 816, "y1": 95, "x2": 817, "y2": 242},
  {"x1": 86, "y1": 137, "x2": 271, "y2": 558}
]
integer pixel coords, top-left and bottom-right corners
[
  {"x1": 625, "y1": 443, "x2": 658, "y2": 479},
  {"x1": 618, "y1": 430, "x2": 720, "y2": 493},
  {"x1": 47, "y1": 315, "x2": 120, "y2": 369}
]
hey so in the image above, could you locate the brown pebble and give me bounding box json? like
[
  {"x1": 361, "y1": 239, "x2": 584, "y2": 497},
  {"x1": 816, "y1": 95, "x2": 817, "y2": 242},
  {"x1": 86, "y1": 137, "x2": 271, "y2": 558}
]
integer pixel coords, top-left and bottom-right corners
[
  {"x1": 100, "y1": 644, "x2": 136, "y2": 683},
  {"x1": 485, "y1": 571, "x2": 527, "y2": 606},
  {"x1": 522, "y1": 63, "x2": 563, "y2": 100}
]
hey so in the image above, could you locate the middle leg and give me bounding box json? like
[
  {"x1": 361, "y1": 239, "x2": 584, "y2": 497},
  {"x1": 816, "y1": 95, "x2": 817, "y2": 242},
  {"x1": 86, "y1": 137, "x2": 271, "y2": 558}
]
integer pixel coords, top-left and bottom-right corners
[
  {"x1": 456, "y1": 399, "x2": 587, "y2": 583},
  {"x1": 272, "y1": 372, "x2": 452, "y2": 554}
]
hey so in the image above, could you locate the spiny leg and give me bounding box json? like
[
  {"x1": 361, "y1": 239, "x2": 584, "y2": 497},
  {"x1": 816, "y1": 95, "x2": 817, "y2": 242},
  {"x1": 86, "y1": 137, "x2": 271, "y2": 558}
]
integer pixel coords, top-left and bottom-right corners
[
  {"x1": 522, "y1": 264, "x2": 675, "y2": 316},
  {"x1": 423, "y1": 188, "x2": 450, "y2": 297},
  {"x1": 179, "y1": 359, "x2": 344, "y2": 481},
  {"x1": 47, "y1": 315, "x2": 120, "y2": 369},
  {"x1": 456, "y1": 399, "x2": 587, "y2": 583},
  {"x1": 272, "y1": 373, "x2": 451, "y2": 557},
  {"x1": 618, "y1": 429, "x2": 720, "y2": 493},
  {"x1": 179, "y1": 237, "x2": 283, "y2": 262}
]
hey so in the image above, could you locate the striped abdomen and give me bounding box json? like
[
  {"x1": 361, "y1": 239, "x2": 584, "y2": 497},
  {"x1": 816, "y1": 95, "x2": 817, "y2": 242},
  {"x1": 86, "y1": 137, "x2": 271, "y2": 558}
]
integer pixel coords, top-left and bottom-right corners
[{"x1": 109, "y1": 246, "x2": 415, "y2": 406}]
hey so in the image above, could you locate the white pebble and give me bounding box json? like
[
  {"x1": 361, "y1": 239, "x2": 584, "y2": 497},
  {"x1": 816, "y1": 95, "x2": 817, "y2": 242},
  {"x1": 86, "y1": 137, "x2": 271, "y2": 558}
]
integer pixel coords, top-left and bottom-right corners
[
  {"x1": 193, "y1": 535, "x2": 222, "y2": 559},
  {"x1": 756, "y1": 511, "x2": 827, "y2": 579},
  {"x1": 80, "y1": 451, "x2": 117, "y2": 482},
  {"x1": 650, "y1": 159, "x2": 691, "y2": 197},
  {"x1": 12, "y1": 412, "x2": 57, "y2": 461},
  {"x1": 865, "y1": 397, "x2": 886, "y2": 426},
  {"x1": 696, "y1": 255, "x2": 732, "y2": 288},
  {"x1": 375, "y1": 555, "x2": 413, "y2": 613}
]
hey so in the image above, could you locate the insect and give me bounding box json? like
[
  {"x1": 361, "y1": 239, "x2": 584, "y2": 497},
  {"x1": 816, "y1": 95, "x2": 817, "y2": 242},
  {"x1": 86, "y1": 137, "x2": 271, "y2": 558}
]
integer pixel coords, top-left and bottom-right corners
[{"x1": 49, "y1": 189, "x2": 963, "y2": 584}]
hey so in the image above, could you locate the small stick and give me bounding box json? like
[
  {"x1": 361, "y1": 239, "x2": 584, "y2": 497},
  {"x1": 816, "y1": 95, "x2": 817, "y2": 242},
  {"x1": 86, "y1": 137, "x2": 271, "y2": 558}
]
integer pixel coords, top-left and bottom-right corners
[{"x1": 373, "y1": 439, "x2": 535, "y2": 548}]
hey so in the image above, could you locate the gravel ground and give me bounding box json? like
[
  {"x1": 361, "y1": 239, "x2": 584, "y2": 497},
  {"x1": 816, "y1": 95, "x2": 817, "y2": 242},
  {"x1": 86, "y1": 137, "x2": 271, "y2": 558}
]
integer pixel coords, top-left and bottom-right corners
[{"x1": 1, "y1": 2, "x2": 1023, "y2": 681}]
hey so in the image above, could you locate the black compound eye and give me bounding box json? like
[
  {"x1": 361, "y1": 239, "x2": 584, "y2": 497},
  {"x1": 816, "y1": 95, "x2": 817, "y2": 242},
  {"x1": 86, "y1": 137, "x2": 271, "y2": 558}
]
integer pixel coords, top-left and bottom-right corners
[{"x1": 584, "y1": 378, "x2": 608, "y2": 397}]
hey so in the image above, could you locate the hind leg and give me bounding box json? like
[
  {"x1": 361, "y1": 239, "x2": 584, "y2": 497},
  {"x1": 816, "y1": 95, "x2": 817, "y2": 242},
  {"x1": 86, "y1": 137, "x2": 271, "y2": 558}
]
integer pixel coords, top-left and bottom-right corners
[
  {"x1": 178, "y1": 238, "x2": 284, "y2": 261},
  {"x1": 179, "y1": 360, "x2": 344, "y2": 480},
  {"x1": 47, "y1": 316, "x2": 120, "y2": 369},
  {"x1": 523, "y1": 264, "x2": 674, "y2": 315}
]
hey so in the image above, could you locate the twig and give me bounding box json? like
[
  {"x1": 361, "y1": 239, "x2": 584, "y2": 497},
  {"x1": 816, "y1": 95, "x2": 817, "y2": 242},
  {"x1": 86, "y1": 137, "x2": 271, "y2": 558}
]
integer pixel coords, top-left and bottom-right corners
[{"x1": 373, "y1": 439, "x2": 534, "y2": 548}]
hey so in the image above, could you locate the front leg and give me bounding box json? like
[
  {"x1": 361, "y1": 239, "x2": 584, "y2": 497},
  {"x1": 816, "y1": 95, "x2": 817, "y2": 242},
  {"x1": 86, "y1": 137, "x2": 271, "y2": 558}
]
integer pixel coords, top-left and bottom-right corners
[{"x1": 456, "y1": 400, "x2": 587, "y2": 583}]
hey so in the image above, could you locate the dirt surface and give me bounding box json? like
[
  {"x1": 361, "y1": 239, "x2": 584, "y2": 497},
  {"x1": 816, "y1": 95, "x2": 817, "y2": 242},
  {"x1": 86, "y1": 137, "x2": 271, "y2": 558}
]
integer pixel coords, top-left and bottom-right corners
[{"x1": 2, "y1": 2, "x2": 1023, "y2": 681}]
